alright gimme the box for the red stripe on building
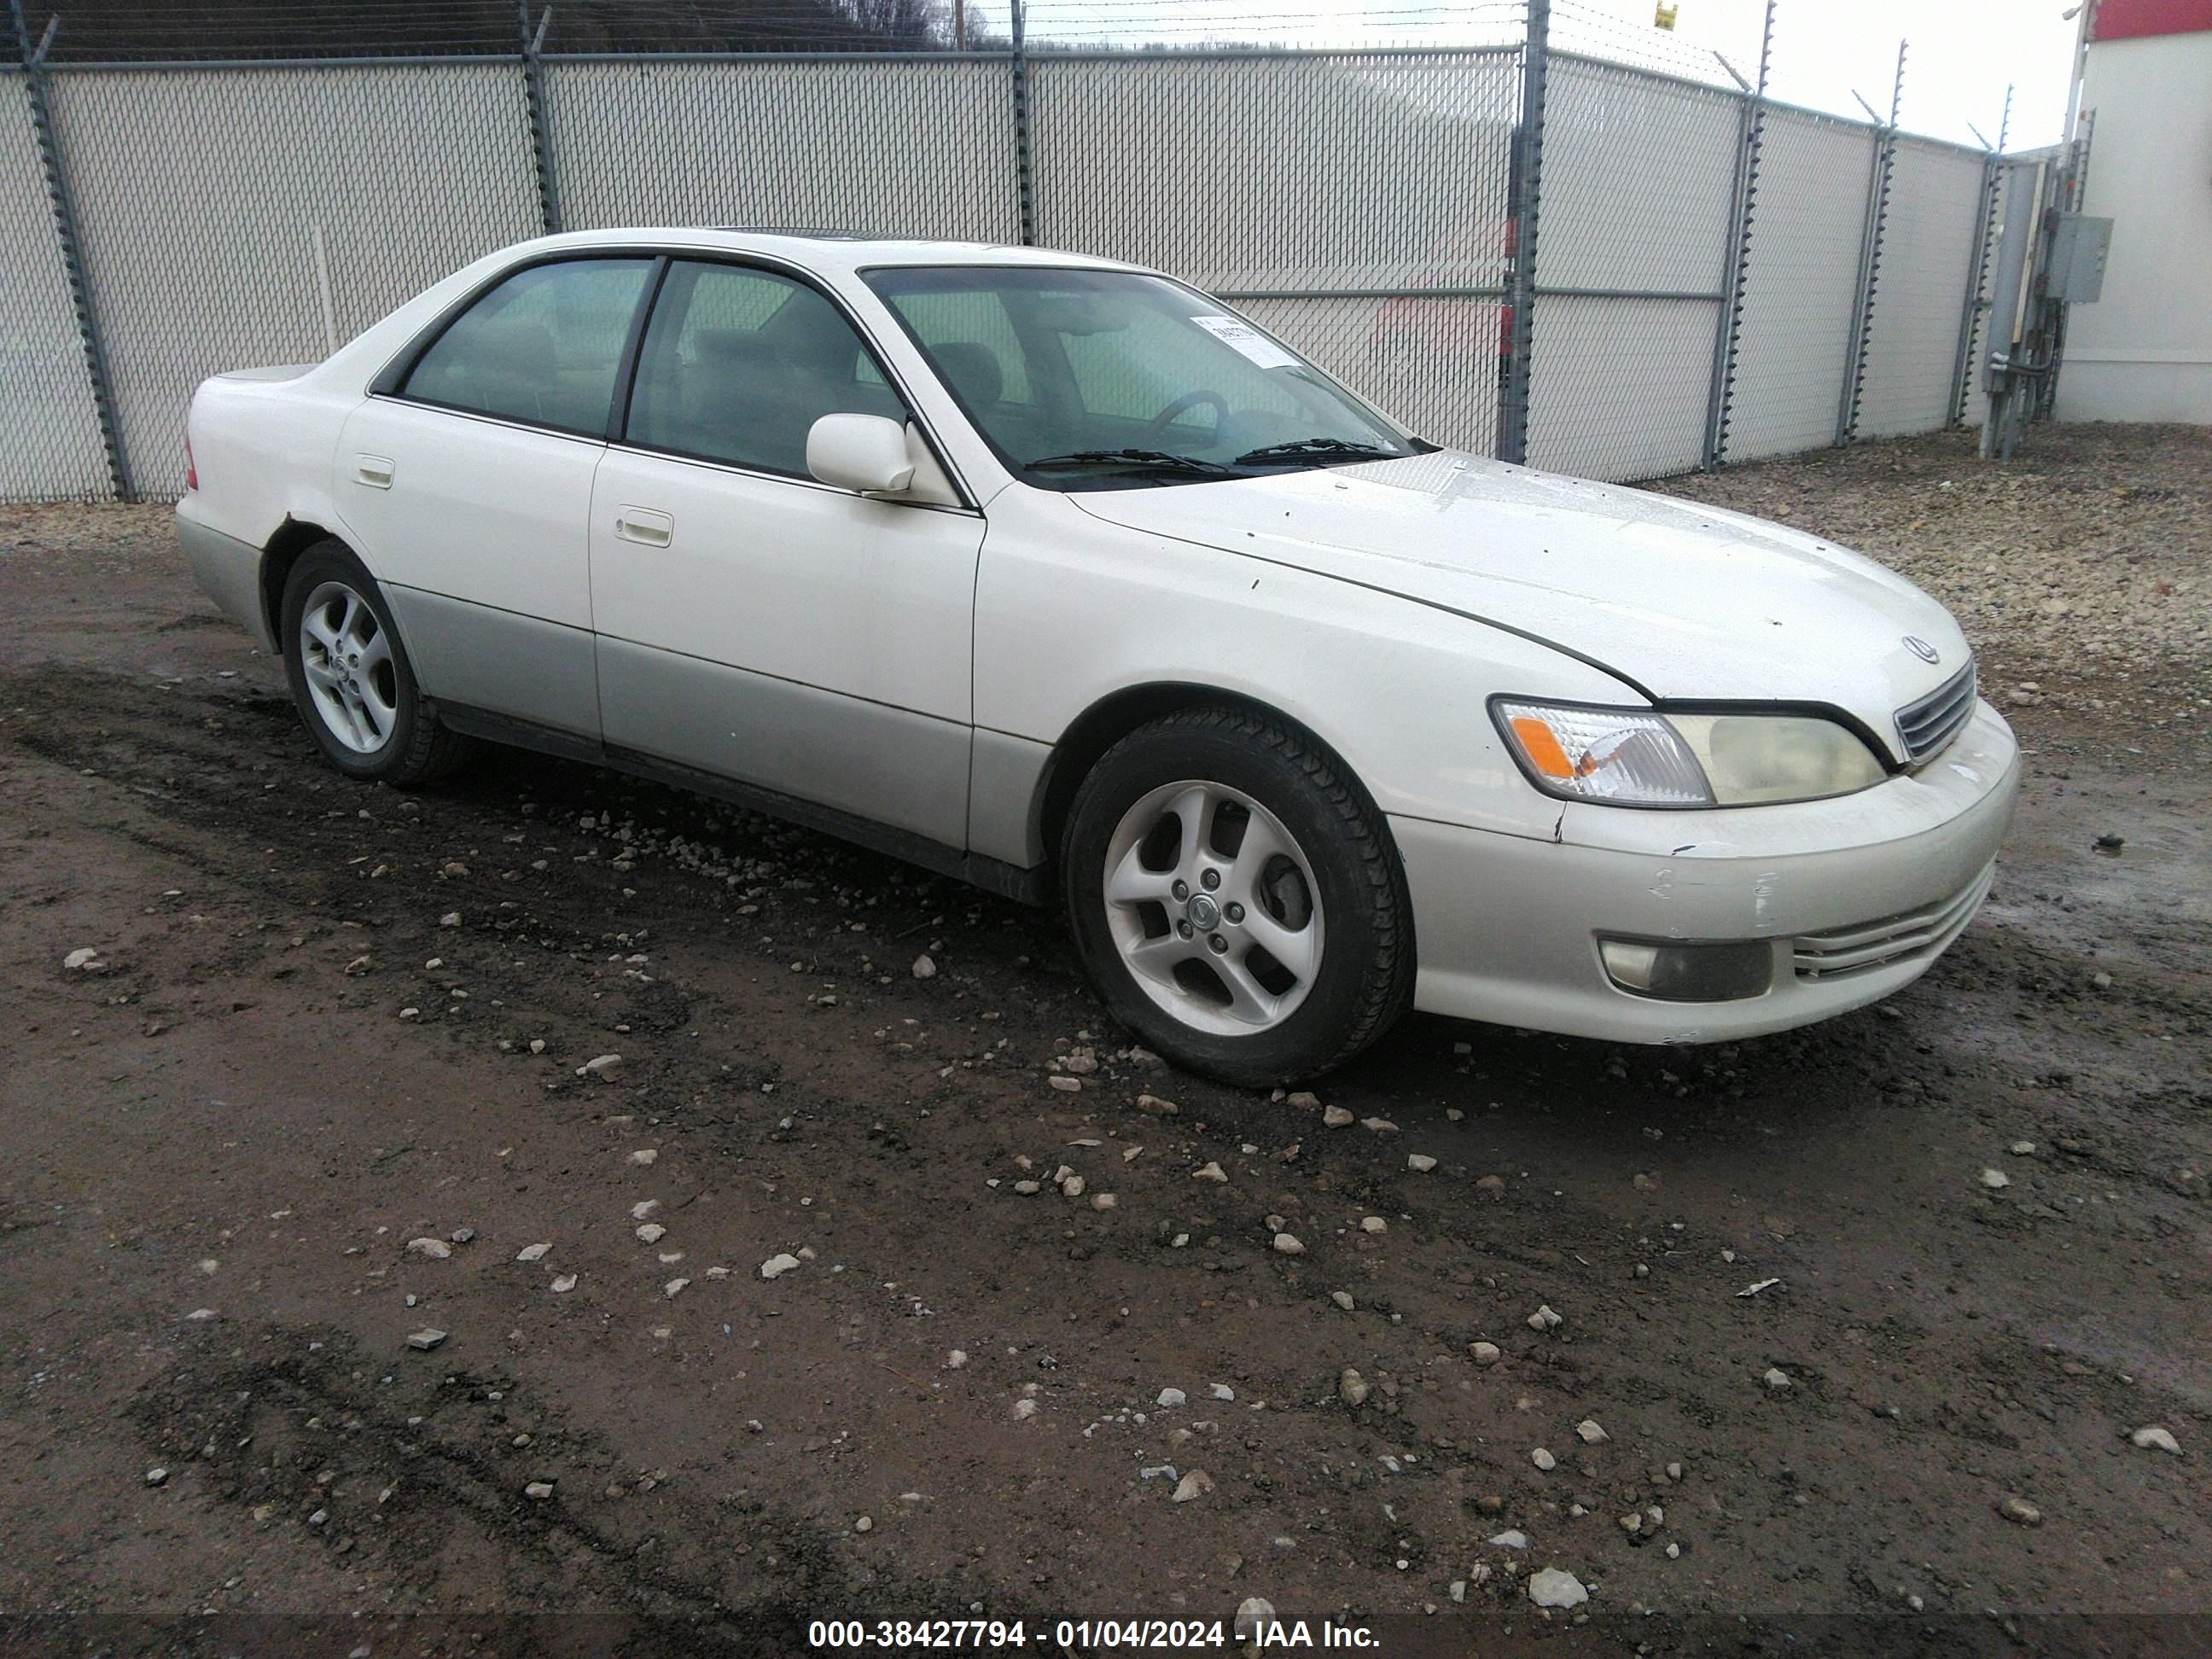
[2090,0,2212,41]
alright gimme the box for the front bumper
[1394,699,2020,1043]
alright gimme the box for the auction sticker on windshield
[1189,314,1301,369]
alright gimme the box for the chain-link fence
[0,3,2006,504]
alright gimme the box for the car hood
[1068,449,1970,760]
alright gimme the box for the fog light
[1598,937,1773,1002]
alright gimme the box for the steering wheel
[1141,391,1229,441]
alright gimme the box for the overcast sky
[1013,0,2082,150]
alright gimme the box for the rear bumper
[175,499,276,655]
[1394,699,2020,1043]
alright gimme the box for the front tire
[1062,706,1413,1086]
[279,539,470,785]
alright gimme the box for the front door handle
[352,454,394,489]
[613,506,673,548]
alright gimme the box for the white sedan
[177,229,2017,1084]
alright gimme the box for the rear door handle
[613,506,673,548]
[352,454,394,489]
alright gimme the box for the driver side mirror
[806,413,915,495]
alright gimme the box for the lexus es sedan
[177,230,2017,1085]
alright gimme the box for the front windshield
[862,265,1430,490]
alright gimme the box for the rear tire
[279,539,471,786]
[1062,706,1412,1086]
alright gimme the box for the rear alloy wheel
[280,539,471,786]
[1063,707,1412,1086]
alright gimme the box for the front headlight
[1493,700,1887,808]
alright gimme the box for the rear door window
[402,258,655,437]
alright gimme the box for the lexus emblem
[1903,636,1940,664]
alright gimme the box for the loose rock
[1528,1304,1563,1331]
[405,1328,447,1351]
[911,954,937,980]
[1577,1419,1609,1444]
[1531,1447,1557,1471]
[2130,1426,2181,1454]
[1470,1341,1502,1366]
[1170,1470,1214,1503]
[406,1237,451,1260]
[1272,1232,1305,1255]
[1998,1495,2043,1527]
[760,1253,802,1279]
[1157,1388,1187,1408]
[1980,1167,2011,1190]
[1528,1567,1587,1609]
[1406,1154,1438,1173]
[1338,1368,1371,1406]
[1330,1290,1355,1312]
[1193,1161,1228,1183]
[578,1053,625,1080]
[1763,1367,1792,1390]
[1322,1105,1355,1128]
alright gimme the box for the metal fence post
[1837,40,1906,445]
[518,3,560,234]
[1010,0,1035,246]
[1496,0,1548,467]
[1702,0,1772,469]
[10,0,127,499]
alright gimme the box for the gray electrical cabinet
[2045,214,2113,303]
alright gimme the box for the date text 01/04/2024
[806,1618,1383,1650]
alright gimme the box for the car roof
[518,225,1150,276]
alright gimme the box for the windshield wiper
[1234,437,1393,466]
[1026,449,1240,477]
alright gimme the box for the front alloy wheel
[297,579,399,754]
[1063,706,1413,1086]
[1101,780,1325,1036]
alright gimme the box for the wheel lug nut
[1208,934,1227,954]
[1200,869,1220,891]
[1172,880,1189,901]
[1225,902,1244,923]
[1177,920,1194,939]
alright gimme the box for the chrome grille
[1894,661,1977,764]
[1793,864,1994,981]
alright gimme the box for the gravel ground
[0,424,2206,1656]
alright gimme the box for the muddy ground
[1,426,2207,1656]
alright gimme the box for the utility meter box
[2046,214,2112,303]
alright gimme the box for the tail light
[184,434,198,492]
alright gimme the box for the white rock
[405,1328,446,1351]
[854,1515,873,1533]
[1528,1304,1563,1331]
[528,1039,546,1055]
[760,1253,802,1279]
[2011,1140,2036,1155]
[1576,1418,1609,1444]
[145,1466,168,1487]
[515,1242,551,1262]
[1470,1342,1502,1365]
[1171,1469,1214,1503]
[1487,1528,1528,1548]
[1272,1232,1305,1255]
[663,1278,690,1299]
[1339,1368,1370,1406]
[439,912,461,928]
[550,1274,577,1293]
[1764,1367,1792,1390]
[1011,1397,1039,1420]
[1359,1216,1387,1234]
[636,1223,666,1243]
[911,954,937,980]
[1137,1093,1179,1115]
[1330,1290,1355,1312]
[1360,1117,1399,1135]
[1322,1105,1355,1128]
[631,1200,661,1220]
[405,1237,451,1259]
[1192,1161,1228,1183]
[1233,1598,1275,1640]
[947,1350,969,1369]
[2131,1426,2181,1454]
[1528,1567,1587,1609]
[1091,1192,1119,1212]
[578,1053,625,1080]
[1531,1447,1556,1470]
[524,1481,555,1500]
[64,948,103,971]
[1061,1173,1086,1198]
[1049,1075,1082,1093]
[1979,1167,2010,1190]
[1157,1388,1187,1408]
[1209,1383,1235,1401]
[629,1148,657,1166]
